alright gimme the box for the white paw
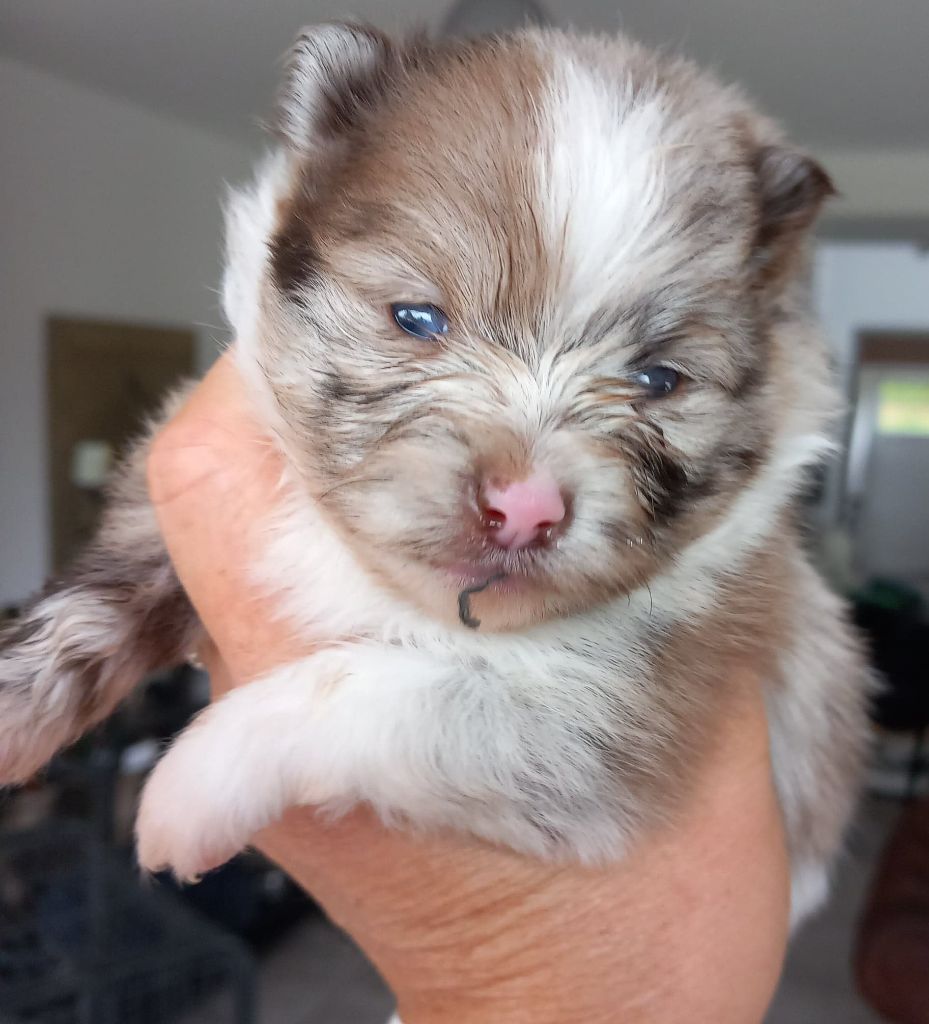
[135,719,266,881]
[133,660,356,880]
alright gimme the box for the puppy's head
[241,25,835,629]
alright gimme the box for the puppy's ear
[752,146,836,286]
[276,23,396,153]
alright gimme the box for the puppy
[0,25,869,925]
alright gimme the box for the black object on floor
[157,854,315,952]
[0,823,256,1023]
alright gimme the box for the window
[877,376,929,437]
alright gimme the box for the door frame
[840,330,929,546]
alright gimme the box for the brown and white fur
[0,25,869,926]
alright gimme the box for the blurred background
[1,1,928,1021]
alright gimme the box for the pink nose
[479,469,568,550]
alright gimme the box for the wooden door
[47,317,195,571]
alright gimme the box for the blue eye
[391,302,449,340]
[631,366,681,397]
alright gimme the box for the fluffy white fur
[0,27,868,936]
[139,115,851,928]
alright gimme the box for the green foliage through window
[877,377,929,436]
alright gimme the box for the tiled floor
[245,800,900,1024]
[767,798,900,1024]
[250,918,394,1024]
[183,915,394,1024]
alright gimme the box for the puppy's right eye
[390,303,449,340]
[629,365,681,398]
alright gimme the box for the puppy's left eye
[630,366,680,398]
[390,303,449,340]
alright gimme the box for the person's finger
[147,351,309,681]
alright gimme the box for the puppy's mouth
[437,550,557,626]
[422,544,564,628]
[439,551,552,590]
[443,561,511,587]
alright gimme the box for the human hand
[147,351,790,1024]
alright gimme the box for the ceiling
[1,0,927,151]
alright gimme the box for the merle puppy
[0,25,868,925]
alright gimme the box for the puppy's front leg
[135,645,441,879]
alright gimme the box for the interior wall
[814,240,929,374]
[812,240,929,530]
[0,57,254,606]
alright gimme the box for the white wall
[0,58,254,606]
[814,241,929,376]
[819,150,929,228]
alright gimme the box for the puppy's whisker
[316,475,390,503]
